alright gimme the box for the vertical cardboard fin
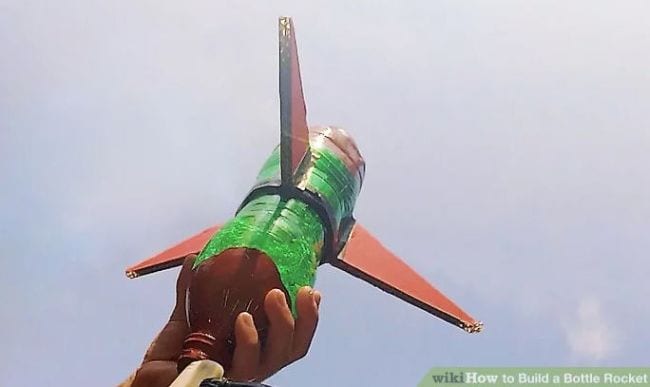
[279,16,310,185]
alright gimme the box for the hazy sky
[1,1,649,386]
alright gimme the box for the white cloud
[564,298,619,361]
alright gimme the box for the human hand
[122,255,321,387]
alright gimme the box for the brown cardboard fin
[333,223,482,333]
[279,16,310,185]
[125,225,221,278]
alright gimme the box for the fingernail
[274,289,287,307]
[314,291,321,307]
[305,286,314,295]
[239,312,254,327]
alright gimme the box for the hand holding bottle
[121,255,321,387]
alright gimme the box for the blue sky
[1,1,649,386]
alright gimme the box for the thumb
[142,255,196,363]
[170,254,197,322]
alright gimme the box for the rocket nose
[309,125,366,181]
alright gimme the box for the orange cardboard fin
[125,225,221,279]
[279,16,310,185]
[332,224,482,333]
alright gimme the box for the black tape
[236,182,338,264]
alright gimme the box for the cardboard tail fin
[125,225,221,278]
[332,223,482,333]
[279,16,311,186]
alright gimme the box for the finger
[228,312,261,381]
[259,289,295,378]
[131,360,178,387]
[170,254,197,321]
[290,287,320,362]
[143,255,195,363]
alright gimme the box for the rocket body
[179,127,365,369]
[193,126,365,310]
